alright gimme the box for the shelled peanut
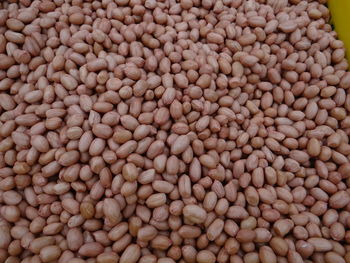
[1,0,350,262]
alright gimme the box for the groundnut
[273,219,294,237]
[78,242,104,257]
[325,251,346,263]
[207,218,224,241]
[196,250,216,263]
[259,246,277,263]
[269,237,288,256]
[0,0,349,261]
[103,198,121,225]
[146,193,166,208]
[236,229,256,243]
[0,226,11,249]
[67,228,83,251]
[39,245,61,262]
[329,191,350,209]
[29,237,56,254]
[96,252,120,263]
[171,135,190,155]
[137,225,157,242]
[182,204,207,224]
[119,244,141,263]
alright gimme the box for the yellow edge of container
[328,0,350,66]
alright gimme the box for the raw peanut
[279,20,298,33]
[182,204,207,224]
[0,0,349,260]
[0,226,11,249]
[122,163,139,182]
[120,244,141,263]
[178,225,201,238]
[80,202,95,219]
[137,225,157,242]
[324,251,346,263]
[207,32,224,44]
[196,250,216,263]
[307,238,333,252]
[259,246,277,263]
[287,250,304,263]
[273,219,294,237]
[206,218,224,241]
[307,138,321,157]
[236,229,256,243]
[224,238,240,255]
[67,228,83,251]
[199,154,217,169]
[146,193,166,208]
[103,198,121,225]
[108,223,129,241]
[39,245,61,262]
[96,252,120,263]
[150,235,171,250]
[330,222,345,241]
[29,237,56,254]
[0,94,16,110]
[269,237,288,256]
[171,135,190,155]
[329,191,350,209]
[78,242,104,257]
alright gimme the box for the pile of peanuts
[1,0,350,262]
